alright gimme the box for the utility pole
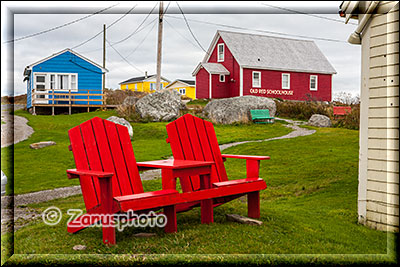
[102,24,106,92]
[156,1,164,91]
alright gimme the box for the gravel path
[1,117,315,233]
[1,104,33,148]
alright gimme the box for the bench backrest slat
[166,114,228,192]
[69,117,143,211]
[250,109,271,119]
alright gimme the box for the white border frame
[217,43,224,62]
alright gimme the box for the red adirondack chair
[66,117,215,245]
[166,114,269,219]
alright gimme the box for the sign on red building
[192,30,336,101]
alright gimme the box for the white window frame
[217,43,224,62]
[34,72,78,91]
[179,88,186,95]
[134,84,137,91]
[282,73,290,89]
[310,75,318,91]
[150,83,156,90]
[219,74,225,82]
[252,71,261,88]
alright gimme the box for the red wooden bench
[333,106,352,116]
[165,114,269,220]
[67,117,215,245]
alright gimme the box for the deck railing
[32,89,106,115]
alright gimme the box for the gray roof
[204,30,336,75]
[193,62,230,76]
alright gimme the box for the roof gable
[204,30,336,75]
[24,48,108,75]
[165,79,195,88]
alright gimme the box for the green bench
[250,109,275,124]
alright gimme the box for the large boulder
[308,114,332,127]
[135,89,184,122]
[203,96,276,124]
[106,116,134,139]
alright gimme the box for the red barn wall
[242,68,332,101]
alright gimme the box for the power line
[111,2,158,46]
[164,19,201,50]
[4,3,119,44]
[164,14,347,43]
[71,4,138,50]
[77,18,158,54]
[175,2,209,54]
[126,19,158,59]
[106,38,143,74]
[261,3,358,26]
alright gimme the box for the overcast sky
[1,1,361,98]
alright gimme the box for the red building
[193,30,336,101]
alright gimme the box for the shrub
[275,100,331,121]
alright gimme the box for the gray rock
[203,95,276,124]
[226,214,263,226]
[308,114,332,127]
[106,116,133,139]
[73,245,87,251]
[29,141,56,149]
[135,89,184,122]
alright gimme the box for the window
[160,83,163,90]
[217,43,224,62]
[150,83,156,90]
[282,73,290,89]
[70,74,77,90]
[179,88,186,95]
[310,75,318,91]
[252,71,261,87]
[126,84,129,90]
[50,74,56,89]
[58,75,70,90]
[134,84,137,91]
[219,75,225,82]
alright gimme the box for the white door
[34,74,48,104]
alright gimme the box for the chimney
[145,71,148,78]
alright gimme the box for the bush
[275,100,332,121]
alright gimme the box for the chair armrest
[221,154,270,160]
[66,169,114,179]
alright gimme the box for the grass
[2,110,291,195]
[3,125,396,265]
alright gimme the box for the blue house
[23,48,108,112]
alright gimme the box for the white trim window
[34,74,46,99]
[282,73,290,89]
[179,88,186,95]
[310,75,318,91]
[219,74,225,82]
[217,43,224,62]
[252,71,261,88]
[34,72,78,91]
[134,84,137,91]
[150,83,156,90]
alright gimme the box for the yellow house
[165,79,196,99]
[119,73,170,93]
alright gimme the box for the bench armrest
[66,169,114,179]
[221,154,270,160]
[221,154,270,179]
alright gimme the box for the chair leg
[201,199,214,224]
[248,191,260,218]
[164,205,177,233]
[98,177,116,245]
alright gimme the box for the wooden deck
[31,89,116,115]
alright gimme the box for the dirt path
[1,105,33,148]
[1,117,315,233]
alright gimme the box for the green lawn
[3,123,395,264]
[2,110,291,195]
